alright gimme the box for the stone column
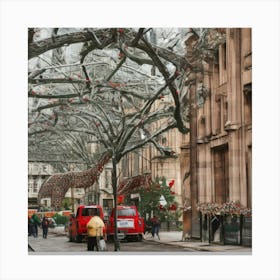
[189,78,200,238]
[226,28,242,128]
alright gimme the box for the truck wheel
[75,235,82,243]
[107,235,113,242]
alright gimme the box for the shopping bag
[98,238,107,251]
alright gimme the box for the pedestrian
[150,215,160,240]
[28,217,33,236]
[28,216,37,237]
[31,213,41,238]
[41,216,49,238]
[86,211,105,251]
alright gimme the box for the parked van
[68,205,104,242]
[107,205,144,241]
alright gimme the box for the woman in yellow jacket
[86,215,105,251]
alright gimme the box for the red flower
[171,191,175,195]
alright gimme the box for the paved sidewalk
[144,231,252,253]
[39,227,251,253]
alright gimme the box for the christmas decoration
[38,151,112,208]
[117,195,125,204]
[197,201,252,217]
[168,179,175,188]
[118,173,152,196]
[139,177,180,223]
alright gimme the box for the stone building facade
[184,28,252,241]
[119,97,185,212]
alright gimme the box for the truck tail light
[138,220,142,226]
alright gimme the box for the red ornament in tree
[117,195,125,204]
[168,179,175,188]
[83,96,89,102]
[86,78,90,83]
[171,191,175,195]
[68,98,74,103]
[118,28,124,34]
[68,77,72,81]
[118,52,124,59]
[175,90,179,95]
[31,91,36,95]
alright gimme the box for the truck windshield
[82,208,100,217]
[117,208,136,216]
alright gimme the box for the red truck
[107,205,144,242]
[68,205,105,242]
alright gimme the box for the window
[218,43,227,85]
[82,207,101,217]
[244,83,252,125]
[33,177,38,193]
[105,169,111,188]
[213,144,229,204]
[117,208,136,217]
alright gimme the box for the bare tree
[28,27,225,251]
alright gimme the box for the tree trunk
[112,156,120,251]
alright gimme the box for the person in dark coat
[31,213,41,237]
[150,215,160,240]
[41,216,49,239]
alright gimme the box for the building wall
[119,125,184,208]
[189,28,252,213]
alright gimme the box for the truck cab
[107,205,144,242]
[68,205,104,242]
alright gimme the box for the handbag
[98,238,107,251]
